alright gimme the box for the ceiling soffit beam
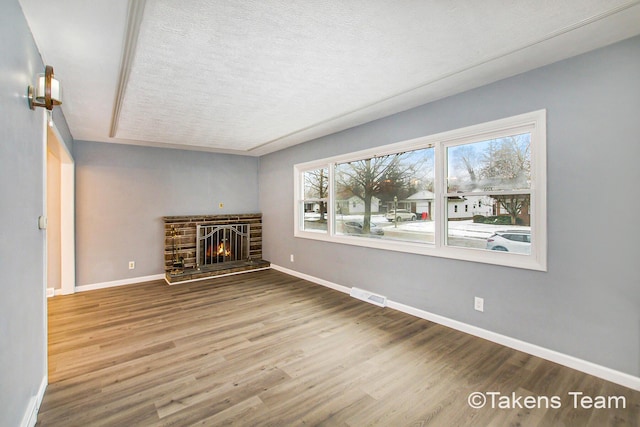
[110,0,147,138]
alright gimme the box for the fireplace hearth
[163,213,269,284]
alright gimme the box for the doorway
[46,120,75,296]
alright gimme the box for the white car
[486,230,531,254]
[386,209,416,222]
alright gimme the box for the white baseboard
[47,288,72,297]
[76,274,165,293]
[21,376,47,427]
[272,265,351,294]
[271,264,640,392]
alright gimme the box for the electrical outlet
[474,297,484,312]
[290,254,294,263]
[129,261,135,270]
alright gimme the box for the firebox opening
[206,242,231,258]
[197,224,250,270]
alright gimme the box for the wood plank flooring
[38,269,639,426]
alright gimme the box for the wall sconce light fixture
[28,65,62,110]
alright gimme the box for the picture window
[294,110,546,270]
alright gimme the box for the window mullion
[328,163,335,236]
[445,190,532,197]
[434,141,445,249]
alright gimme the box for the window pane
[304,168,328,199]
[301,168,328,233]
[447,133,531,192]
[446,194,531,254]
[301,201,328,232]
[334,147,435,243]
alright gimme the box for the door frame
[45,114,75,295]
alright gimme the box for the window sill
[294,229,546,271]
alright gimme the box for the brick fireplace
[163,213,269,284]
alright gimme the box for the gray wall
[259,36,640,377]
[75,141,259,286]
[0,0,71,424]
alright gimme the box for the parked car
[342,220,384,236]
[486,230,531,254]
[386,209,417,222]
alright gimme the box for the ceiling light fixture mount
[28,65,62,110]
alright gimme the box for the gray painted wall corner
[74,141,260,286]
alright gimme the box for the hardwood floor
[38,269,638,426]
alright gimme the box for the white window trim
[294,110,547,271]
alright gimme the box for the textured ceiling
[20,0,640,156]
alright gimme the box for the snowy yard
[305,213,530,249]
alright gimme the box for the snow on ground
[402,219,529,239]
[333,214,530,240]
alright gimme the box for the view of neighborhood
[301,133,532,254]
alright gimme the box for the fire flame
[217,243,231,256]
[206,242,231,258]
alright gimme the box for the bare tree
[481,135,531,225]
[483,135,530,188]
[336,153,415,233]
[304,168,328,221]
[451,144,481,190]
[492,194,530,225]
